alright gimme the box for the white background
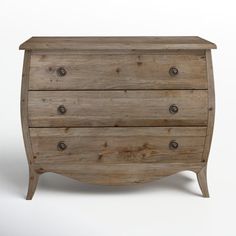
[0,0,235,235]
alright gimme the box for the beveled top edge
[19,36,217,50]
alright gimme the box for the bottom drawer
[30,127,206,164]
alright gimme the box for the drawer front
[30,127,207,164]
[29,53,207,90]
[28,90,208,127]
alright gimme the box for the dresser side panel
[202,50,215,162]
[21,51,34,165]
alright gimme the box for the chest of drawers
[20,37,216,199]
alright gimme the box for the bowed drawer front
[28,90,208,127]
[30,127,207,164]
[20,37,216,199]
[29,53,207,90]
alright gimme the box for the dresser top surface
[20,36,216,50]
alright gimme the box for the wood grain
[28,90,208,127]
[20,50,40,200]
[202,50,215,162]
[29,53,207,90]
[32,162,205,185]
[26,168,39,200]
[19,37,216,198]
[21,51,33,164]
[30,127,207,164]
[196,166,209,197]
[19,36,216,50]
[31,49,206,55]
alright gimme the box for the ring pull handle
[169,67,178,76]
[169,140,178,150]
[57,67,67,77]
[169,104,178,114]
[57,141,67,151]
[57,105,67,114]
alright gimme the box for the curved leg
[26,168,39,200]
[196,166,209,198]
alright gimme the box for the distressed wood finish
[202,50,215,162]
[28,90,208,127]
[195,50,215,198]
[29,53,207,90]
[33,162,205,185]
[19,36,216,50]
[21,51,32,165]
[20,37,216,199]
[20,51,41,200]
[30,127,207,164]
[197,166,209,197]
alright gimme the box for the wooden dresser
[20,37,216,199]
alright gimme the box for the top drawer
[29,52,207,90]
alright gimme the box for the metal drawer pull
[57,141,67,151]
[169,140,178,150]
[57,105,67,114]
[169,104,178,114]
[56,67,67,77]
[169,67,178,76]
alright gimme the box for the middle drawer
[28,90,207,127]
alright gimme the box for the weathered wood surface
[29,53,207,90]
[26,168,39,200]
[31,49,206,55]
[21,51,41,200]
[21,51,32,165]
[30,127,207,164]
[19,37,216,199]
[28,90,208,127]
[32,162,205,185]
[19,36,216,50]
[197,166,209,197]
[202,50,215,162]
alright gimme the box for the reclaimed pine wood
[202,50,215,162]
[20,51,41,200]
[32,162,205,185]
[30,127,207,164]
[197,166,209,197]
[195,50,215,197]
[31,49,206,55]
[20,37,216,199]
[28,90,208,127]
[19,36,216,50]
[29,53,207,90]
